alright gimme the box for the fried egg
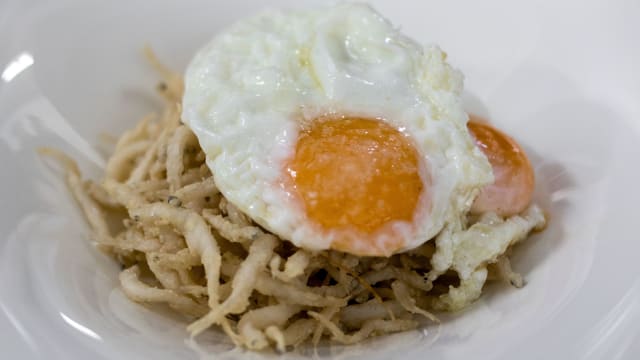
[182,3,493,256]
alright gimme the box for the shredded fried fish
[41,50,546,351]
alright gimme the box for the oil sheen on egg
[182,3,493,256]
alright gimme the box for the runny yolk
[287,117,425,255]
[467,116,535,217]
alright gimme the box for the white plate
[1,0,639,359]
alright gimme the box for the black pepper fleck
[167,195,182,207]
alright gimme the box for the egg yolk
[468,116,534,216]
[287,117,425,255]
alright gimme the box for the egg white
[182,3,493,254]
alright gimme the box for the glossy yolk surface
[468,116,534,216]
[287,117,425,254]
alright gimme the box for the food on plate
[45,3,546,351]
